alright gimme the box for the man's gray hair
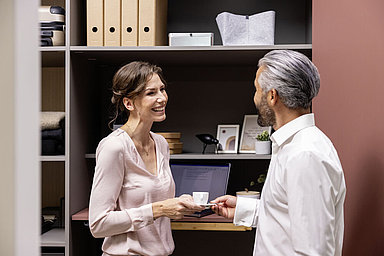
[258,50,320,109]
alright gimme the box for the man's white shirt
[234,113,346,256]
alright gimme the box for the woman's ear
[123,97,134,111]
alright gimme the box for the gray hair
[258,50,320,109]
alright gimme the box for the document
[104,0,121,46]
[138,0,168,46]
[122,0,139,46]
[87,0,104,46]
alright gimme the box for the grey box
[169,33,214,46]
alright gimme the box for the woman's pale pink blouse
[89,129,175,256]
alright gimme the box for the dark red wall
[313,0,384,255]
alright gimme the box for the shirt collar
[270,113,315,148]
[150,131,165,166]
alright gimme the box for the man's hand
[211,195,237,219]
[152,194,205,220]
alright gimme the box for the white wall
[0,0,40,255]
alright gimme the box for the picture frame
[239,115,272,153]
[216,124,240,153]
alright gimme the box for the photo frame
[239,115,272,153]
[216,124,240,153]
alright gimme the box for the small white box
[168,33,214,46]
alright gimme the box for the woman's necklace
[140,143,151,156]
[121,123,152,157]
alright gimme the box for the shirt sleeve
[285,151,338,256]
[234,197,259,227]
[89,138,154,238]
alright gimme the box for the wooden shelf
[85,153,271,160]
[41,228,65,247]
[171,222,251,231]
[72,208,250,231]
[71,208,89,221]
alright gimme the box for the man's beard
[257,94,276,127]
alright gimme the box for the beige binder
[121,0,139,46]
[86,0,104,46]
[104,0,121,46]
[138,0,168,46]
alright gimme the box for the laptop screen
[170,163,231,202]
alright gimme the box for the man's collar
[270,113,315,147]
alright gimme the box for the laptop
[170,163,231,217]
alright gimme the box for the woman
[89,61,203,256]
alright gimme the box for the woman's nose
[157,93,167,102]
[156,96,166,103]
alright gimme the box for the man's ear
[123,97,134,111]
[268,89,278,106]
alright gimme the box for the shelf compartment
[41,67,65,112]
[42,162,65,209]
[41,51,65,67]
[70,44,312,66]
[70,0,312,46]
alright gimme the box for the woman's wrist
[152,201,163,219]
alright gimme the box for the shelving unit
[39,0,68,255]
[37,0,312,255]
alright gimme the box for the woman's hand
[152,194,205,220]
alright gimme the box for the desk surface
[72,207,232,222]
[72,208,251,231]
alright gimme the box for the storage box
[169,33,214,46]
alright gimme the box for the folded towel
[41,111,65,130]
[42,128,63,141]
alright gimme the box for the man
[212,50,346,256]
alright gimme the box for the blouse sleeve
[89,137,154,238]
